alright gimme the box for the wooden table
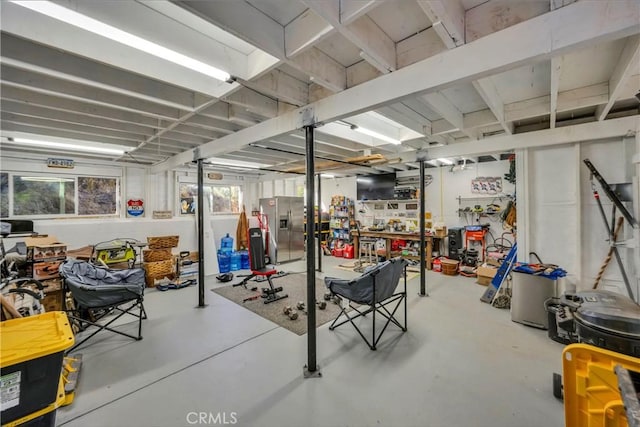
[353,230,435,269]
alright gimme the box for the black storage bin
[559,290,640,357]
[544,298,574,345]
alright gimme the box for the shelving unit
[329,196,355,249]
[457,195,511,219]
[304,206,330,244]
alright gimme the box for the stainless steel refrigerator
[259,197,305,264]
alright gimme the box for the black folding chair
[324,257,408,350]
[233,228,287,304]
[59,259,147,353]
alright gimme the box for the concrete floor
[56,255,566,427]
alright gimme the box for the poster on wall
[127,199,144,217]
[471,177,502,194]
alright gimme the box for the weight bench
[233,228,287,304]
[324,257,408,350]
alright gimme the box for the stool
[359,239,377,266]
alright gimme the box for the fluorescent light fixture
[426,160,440,166]
[206,159,265,169]
[350,125,401,145]
[437,158,454,165]
[11,0,231,82]
[357,177,373,184]
[320,174,334,178]
[7,138,126,155]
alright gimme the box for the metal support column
[419,160,428,296]
[317,174,322,273]
[304,125,321,377]
[197,158,205,307]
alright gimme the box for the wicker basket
[147,235,179,249]
[143,249,173,263]
[441,259,459,276]
[143,259,174,278]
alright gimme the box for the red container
[334,248,344,257]
[343,245,354,259]
[433,257,442,273]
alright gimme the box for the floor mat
[212,273,345,336]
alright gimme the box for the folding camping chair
[233,228,287,304]
[59,259,147,353]
[324,257,408,350]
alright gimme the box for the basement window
[179,183,242,215]
[2,173,119,218]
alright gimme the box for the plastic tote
[0,312,74,425]
[562,343,640,427]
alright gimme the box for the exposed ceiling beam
[472,79,513,134]
[417,0,465,47]
[595,34,640,121]
[0,85,167,128]
[284,8,333,57]
[0,100,156,136]
[1,1,237,98]
[178,0,346,92]
[223,87,278,119]
[506,82,609,122]
[235,69,309,106]
[0,34,206,110]
[421,93,479,140]
[152,0,640,172]
[428,115,638,159]
[304,0,396,73]
[1,67,184,119]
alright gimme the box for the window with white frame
[178,183,242,215]
[0,172,119,217]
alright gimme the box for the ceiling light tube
[7,138,126,155]
[11,0,231,82]
[437,158,454,165]
[350,125,401,145]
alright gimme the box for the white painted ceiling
[1,0,638,178]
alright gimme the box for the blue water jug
[230,251,241,271]
[240,251,250,270]
[220,233,233,253]
[217,250,231,273]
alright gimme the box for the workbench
[353,230,435,269]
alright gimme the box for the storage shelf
[457,195,509,201]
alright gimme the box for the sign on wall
[127,199,144,217]
[47,158,74,168]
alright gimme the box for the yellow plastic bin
[562,343,640,427]
[1,312,74,425]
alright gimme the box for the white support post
[515,149,529,262]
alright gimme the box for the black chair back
[248,228,266,271]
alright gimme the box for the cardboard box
[434,226,447,238]
[25,236,67,262]
[476,265,498,286]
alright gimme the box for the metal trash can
[511,271,559,329]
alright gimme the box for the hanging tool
[584,159,638,301]
[593,216,624,289]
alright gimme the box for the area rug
[337,261,421,281]
[212,273,346,336]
